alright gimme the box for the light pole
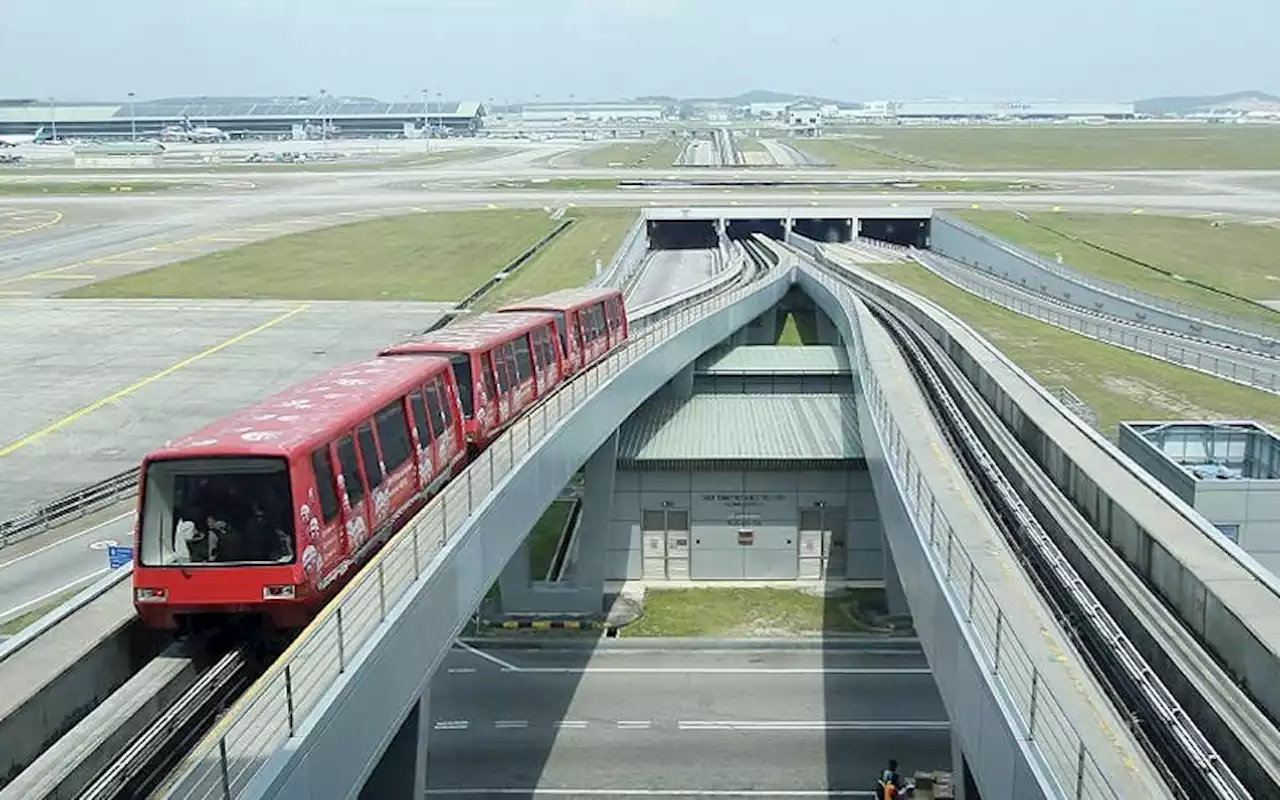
[319,89,329,149]
[49,97,57,142]
[435,92,442,139]
[427,87,437,149]
[128,91,136,141]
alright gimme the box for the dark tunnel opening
[647,219,719,250]
[792,218,853,243]
[858,217,930,248]
[725,218,786,240]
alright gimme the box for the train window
[435,377,454,426]
[409,391,432,446]
[311,448,340,523]
[337,436,366,507]
[529,330,545,370]
[553,312,570,354]
[356,424,385,490]
[375,402,412,472]
[503,342,519,386]
[449,354,473,417]
[513,337,533,382]
[425,383,447,435]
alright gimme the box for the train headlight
[135,588,168,603]
[263,585,297,600]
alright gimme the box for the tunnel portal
[859,217,930,248]
[647,219,719,250]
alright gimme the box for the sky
[1,0,1276,104]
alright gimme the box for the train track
[800,246,1259,799]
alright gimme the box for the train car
[497,288,629,377]
[132,356,467,630]
[379,312,563,451]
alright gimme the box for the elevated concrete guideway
[150,237,1150,800]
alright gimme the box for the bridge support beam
[952,731,983,800]
[883,540,909,615]
[358,694,428,800]
[664,362,695,399]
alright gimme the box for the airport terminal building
[0,96,486,140]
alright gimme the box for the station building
[519,102,666,123]
[0,96,486,140]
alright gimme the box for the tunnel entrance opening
[859,217,930,248]
[792,218,853,243]
[647,219,719,250]
[725,218,786,240]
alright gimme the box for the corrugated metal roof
[696,346,850,375]
[620,394,862,461]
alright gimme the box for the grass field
[797,125,1280,170]
[527,501,575,581]
[66,209,571,302]
[0,590,80,635]
[776,310,819,345]
[479,208,637,307]
[577,140,683,169]
[622,587,886,637]
[955,210,1280,325]
[0,181,178,195]
[860,261,1280,436]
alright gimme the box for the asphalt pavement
[426,642,948,797]
[627,248,719,308]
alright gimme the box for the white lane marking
[555,720,588,729]
[494,719,528,729]
[424,790,874,797]
[512,667,931,675]
[677,720,950,731]
[454,640,520,671]
[0,568,110,622]
[0,512,132,571]
[434,720,469,730]
[617,720,651,729]
[447,667,476,674]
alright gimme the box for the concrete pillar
[572,431,618,612]
[882,539,909,615]
[846,219,855,243]
[815,308,841,346]
[359,693,428,800]
[753,308,778,344]
[497,538,534,612]
[950,729,982,800]
[665,362,695,398]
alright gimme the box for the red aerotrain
[132,288,627,629]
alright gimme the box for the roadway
[626,248,720,308]
[427,641,948,796]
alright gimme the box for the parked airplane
[0,127,48,147]
[161,116,229,142]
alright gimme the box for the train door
[552,311,580,374]
[307,444,347,575]
[478,350,499,439]
[335,432,373,560]
[406,389,438,485]
[354,422,391,539]
[605,297,625,347]
[423,380,454,472]
[372,400,417,515]
[583,303,605,364]
[490,344,512,425]
[563,311,584,373]
[531,325,556,394]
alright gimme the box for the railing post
[219,738,233,800]
[336,607,347,673]
[1028,670,1040,737]
[412,523,421,576]
[966,561,976,619]
[1075,740,1087,799]
[285,663,296,735]
[992,610,1003,673]
[378,563,387,620]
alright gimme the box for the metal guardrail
[801,259,1121,800]
[910,249,1280,395]
[934,213,1280,343]
[0,469,137,550]
[161,253,788,800]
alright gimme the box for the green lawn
[622,587,887,637]
[479,208,638,308]
[65,209,564,302]
[527,500,576,581]
[0,589,81,635]
[796,125,1280,170]
[955,210,1280,325]
[0,181,179,195]
[776,310,819,345]
[577,140,683,169]
[861,261,1280,436]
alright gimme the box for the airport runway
[428,642,948,796]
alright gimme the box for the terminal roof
[696,345,850,375]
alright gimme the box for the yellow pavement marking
[24,272,96,280]
[0,210,63,241]
[0,305,311,458]
[0,290,33,296]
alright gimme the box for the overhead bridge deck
[140,233,1143,800]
